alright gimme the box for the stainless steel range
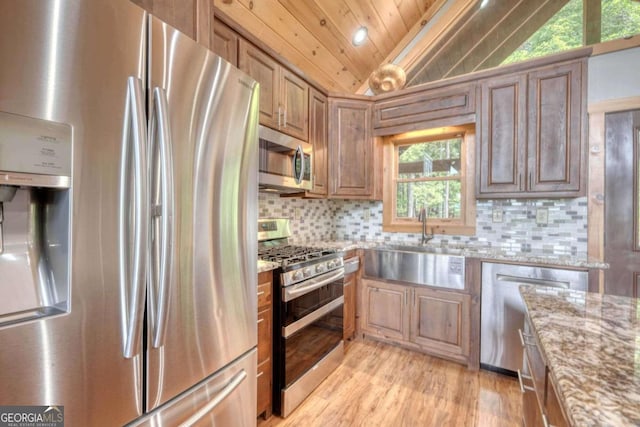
[258,218,345,417]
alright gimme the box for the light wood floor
[259,339,522,427]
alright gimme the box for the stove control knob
[292,271,303,281]
[303,267,312,277]
[327,260,336,269]
[315,264,326,273]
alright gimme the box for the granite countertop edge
[520,285,640,427]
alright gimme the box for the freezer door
[0,0,147,425]
[129,349,256,427]
[146,17,259,410]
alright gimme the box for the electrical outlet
[294,208,302,220]
[363,208,371,221]
[492,208,503,223]
[536,208,548,225]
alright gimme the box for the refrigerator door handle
[119,76,149,359]
[149,86,174,349]
[177,369,248,427]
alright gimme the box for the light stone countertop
[520,285,640,427]
[257,260,279,273]
[299,240,608,269]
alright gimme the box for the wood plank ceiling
[214,0,577,94]
[214,0,443,93]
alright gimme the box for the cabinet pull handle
[257,290,265,296]
[257,318,265,324]
[257,371,264,378]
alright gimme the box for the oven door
[281,268,344,388]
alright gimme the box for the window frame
[382,125,476,236]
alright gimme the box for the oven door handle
[283,296,344,338]
[283,268,345,302]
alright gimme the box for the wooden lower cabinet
[361,278,471,364]
[343,273,356,341]
[257,271,273,419]
[521,316,569,427]
[411,288,470,362]
[362,279,410,341]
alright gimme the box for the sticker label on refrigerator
[0,111,71,177]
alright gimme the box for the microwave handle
[293,145,305,184]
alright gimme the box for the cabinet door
[362,279,409,341]
[238,39,279,129]
[308,88,328,195]
[211,20,238,66]
[329,99,374,198]
[477,74,527,196]
[281,68,309,141]
[343,272,356,341]
[410,288,469,358]
[131,0,196,39]
[527,61,583,195]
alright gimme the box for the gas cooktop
[258,245,337,267]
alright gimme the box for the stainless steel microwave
[258,125,312,193]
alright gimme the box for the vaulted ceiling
[213,0,578,94]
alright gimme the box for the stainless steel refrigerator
[0,1,259,425]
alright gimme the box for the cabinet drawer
[257,308,271,364]
[373,83,475,132]
[257,360,272,416]
[257,282,272,310]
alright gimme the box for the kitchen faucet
[417,207,434,244]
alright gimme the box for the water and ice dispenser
[0,111,71,326]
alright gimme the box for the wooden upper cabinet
[211,20,238,66]
[238,39,280,130]
[373,83,476,136]
[477,58,585,198]
[131,0,212,47]
[238,39,308,141]
[527,61,583,194]
[280,69,309,141]
[308,88,328,196]
[477,74,527,195]
[329,98,375,199]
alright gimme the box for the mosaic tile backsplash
[258,193,588,256]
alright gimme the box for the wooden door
[211,20,238,66]
[604,110,640,296]
[308,88,328,195]
[343,272,356,341]
[410,287,469,359]
[477,74,527,197]
[329,99,374,198]
[361,279,409,341]
[527,61,584,195]
[238,39,279,129]
[280,68,308,141]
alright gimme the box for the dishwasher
[480,262,588,375]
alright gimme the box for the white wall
[588,47,640,103]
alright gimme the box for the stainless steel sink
[364,246,465,290]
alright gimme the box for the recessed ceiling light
[352,26,368,46]
[480,0,490,8]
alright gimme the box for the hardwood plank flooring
[259,339,521,427]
